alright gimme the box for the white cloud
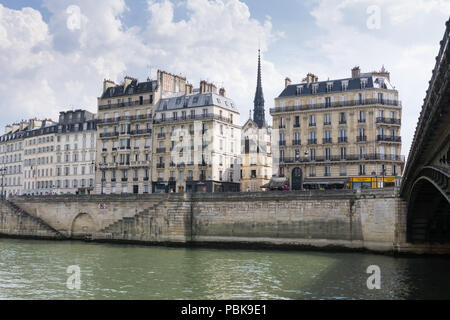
[0,0,282,131]
[300,0,449,157]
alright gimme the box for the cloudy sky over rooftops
[0,0,448,156]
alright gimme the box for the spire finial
[253,48,265,128]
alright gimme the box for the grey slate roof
[156,92,238,113]
[278,75,394,98]
[101,79,157,99]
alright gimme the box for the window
[359,164,366,175]
[358,110,366,122]
[326,83,333,92]
[324,166,331,176]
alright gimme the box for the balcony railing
[271,98,402,114]
[376,117,401,125]
[279,140,286,146]
[99,99,153,111]
[157,163,165,169]
[323,138,332,144]
[130,129,152,136]
[292,140,301,146]
[154,113,233,125]
[99,132,119,139]
[97,113,153,124]
[157,133,166,139]
[377,135,401,142]
[338,137,348,143]
[307,139,317,145]
[277,153,405,164]
[357,135,367,142]
[156,148,166,153]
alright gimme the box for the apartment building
[22,120,58,195]
[0,122,28,198]
[54,110,97,195]
[153,86,241,193]
[270,66,405,190]
[240,50,272,192]
[94,70,190,194]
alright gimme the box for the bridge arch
[71,213,97,238]
[407,167,450,243]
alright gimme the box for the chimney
[352,66,361,78]
[124,76,135,89]
[304,73,317,84]
[285,77,291,88]
[219,87,226,97]
[103,79,116,93]
[185,83,193,95]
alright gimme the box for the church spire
[253,49,265,128]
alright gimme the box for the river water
[0,238,449,300]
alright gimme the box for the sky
[0,0,449,158]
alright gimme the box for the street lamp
[0,167,6,200]
[93,160,104,195]
[302,150,308,191]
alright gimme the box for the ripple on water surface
[0,239,450,299]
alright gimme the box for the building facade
[1,110,97,197]
[94,71,190,195]
[54,110,97,195]
[0,122,28,198]
[240,50,272,192]
[270,66,405,190]
[153,88,241,193]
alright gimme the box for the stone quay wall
[0,188,411,253]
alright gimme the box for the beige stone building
[54,110,97,195]
[0,122,27,198]
[270,66,405,190]
[22,120,58,195]
[153,85,241,193]
[241,119,272,191]
[94,70,190,194]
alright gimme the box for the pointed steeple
[253,49,265,128]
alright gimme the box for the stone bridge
[400,18,450,244]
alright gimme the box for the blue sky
[0,0,449,158]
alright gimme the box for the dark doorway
[292,167,303,190]
[133,185,139,194]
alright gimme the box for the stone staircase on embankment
[0,199,66,239]
[97,196,191,242]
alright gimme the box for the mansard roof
[101,79,157,99]
[156,92,238,113]
[278,74,395,98]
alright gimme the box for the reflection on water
[0,238,449,300]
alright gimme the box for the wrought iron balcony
[357,135,367,142]
[323,138,332,144]
[307,139,317,145]
[376,117,401,125]
[377,135,401,142]
[270,98,402,114]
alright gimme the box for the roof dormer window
[312,84,319,94]
[296,85,303,95]
[341,81,349,91]
[326,82,333,92]
[360,78,368,89]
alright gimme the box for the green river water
[0,238,449,300]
